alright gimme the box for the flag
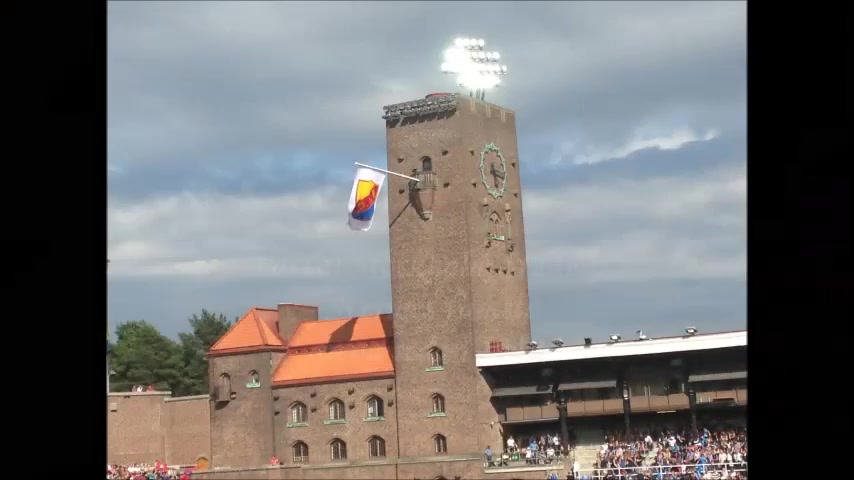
[347,166,386,231]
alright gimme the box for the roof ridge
[209,309,253,351]
[255,307,278,312]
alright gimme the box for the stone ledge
[164,394,210,403]
[108,391,172,397]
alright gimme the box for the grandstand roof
[476,330,746,368]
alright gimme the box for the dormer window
[246,370,261,388]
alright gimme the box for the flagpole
[354,162,420,182]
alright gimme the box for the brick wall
[164,395,211,465]
[107,391,210,466]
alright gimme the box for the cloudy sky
[108,1,746,344]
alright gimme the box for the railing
[575,462,747,479]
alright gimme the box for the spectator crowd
[107,463,194,480]
[589,424,747,480]
[487,431,571,467]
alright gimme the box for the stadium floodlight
[552,338,565,347]
[637,330,649,341]
[527,340,539,349]
[441,36,507,101]
[609,334,621,342]
[685,327,698,335]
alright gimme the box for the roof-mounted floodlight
[609,334,621,343]
[527,340,539,349]
[552,339,564,347]
[637,330,649,341]
[441,36,508,101]
[685,327,698,335]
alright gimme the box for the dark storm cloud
[109,1,745,198]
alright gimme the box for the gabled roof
[288,313,392,347]
[272,345,395,386]
[208,308,286,355]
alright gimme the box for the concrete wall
[107,391,210,466]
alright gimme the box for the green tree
[110,320,183,393]
[177,310,233,395]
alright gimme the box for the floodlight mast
[441,37,507,101]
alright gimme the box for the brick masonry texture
[107,392,210,466]
[107,97,541,478]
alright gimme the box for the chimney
[277,303,319,344]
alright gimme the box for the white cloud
[525,165,745,285]
[552,127,721,165]
[109,163,744,288]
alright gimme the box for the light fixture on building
[609,334,621,343]
[527,340,539,349]
[382,94,459,121]
[637,330,649,341]
[442,37,508,101]
[685,327,698,336]
[584,338,592,346]
[552,338,564,347]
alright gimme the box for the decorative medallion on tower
[480,143,507,199]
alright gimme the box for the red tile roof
[272,345,395,386]
[208,308,285,354]
[288,314,392,348]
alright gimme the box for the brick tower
[384,94,532,459]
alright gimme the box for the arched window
[328,398,346,421]
[330,439,347,460]
[421,157,433,172]
[430,348,443,368]
[247,370,261,388]
[432,394,445,414]
[217,373,232,401]
[290,402,307,424]
[366,396,384,418]
[292,441,309,463]
[368,436,386,458]
[434,434,447,454]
